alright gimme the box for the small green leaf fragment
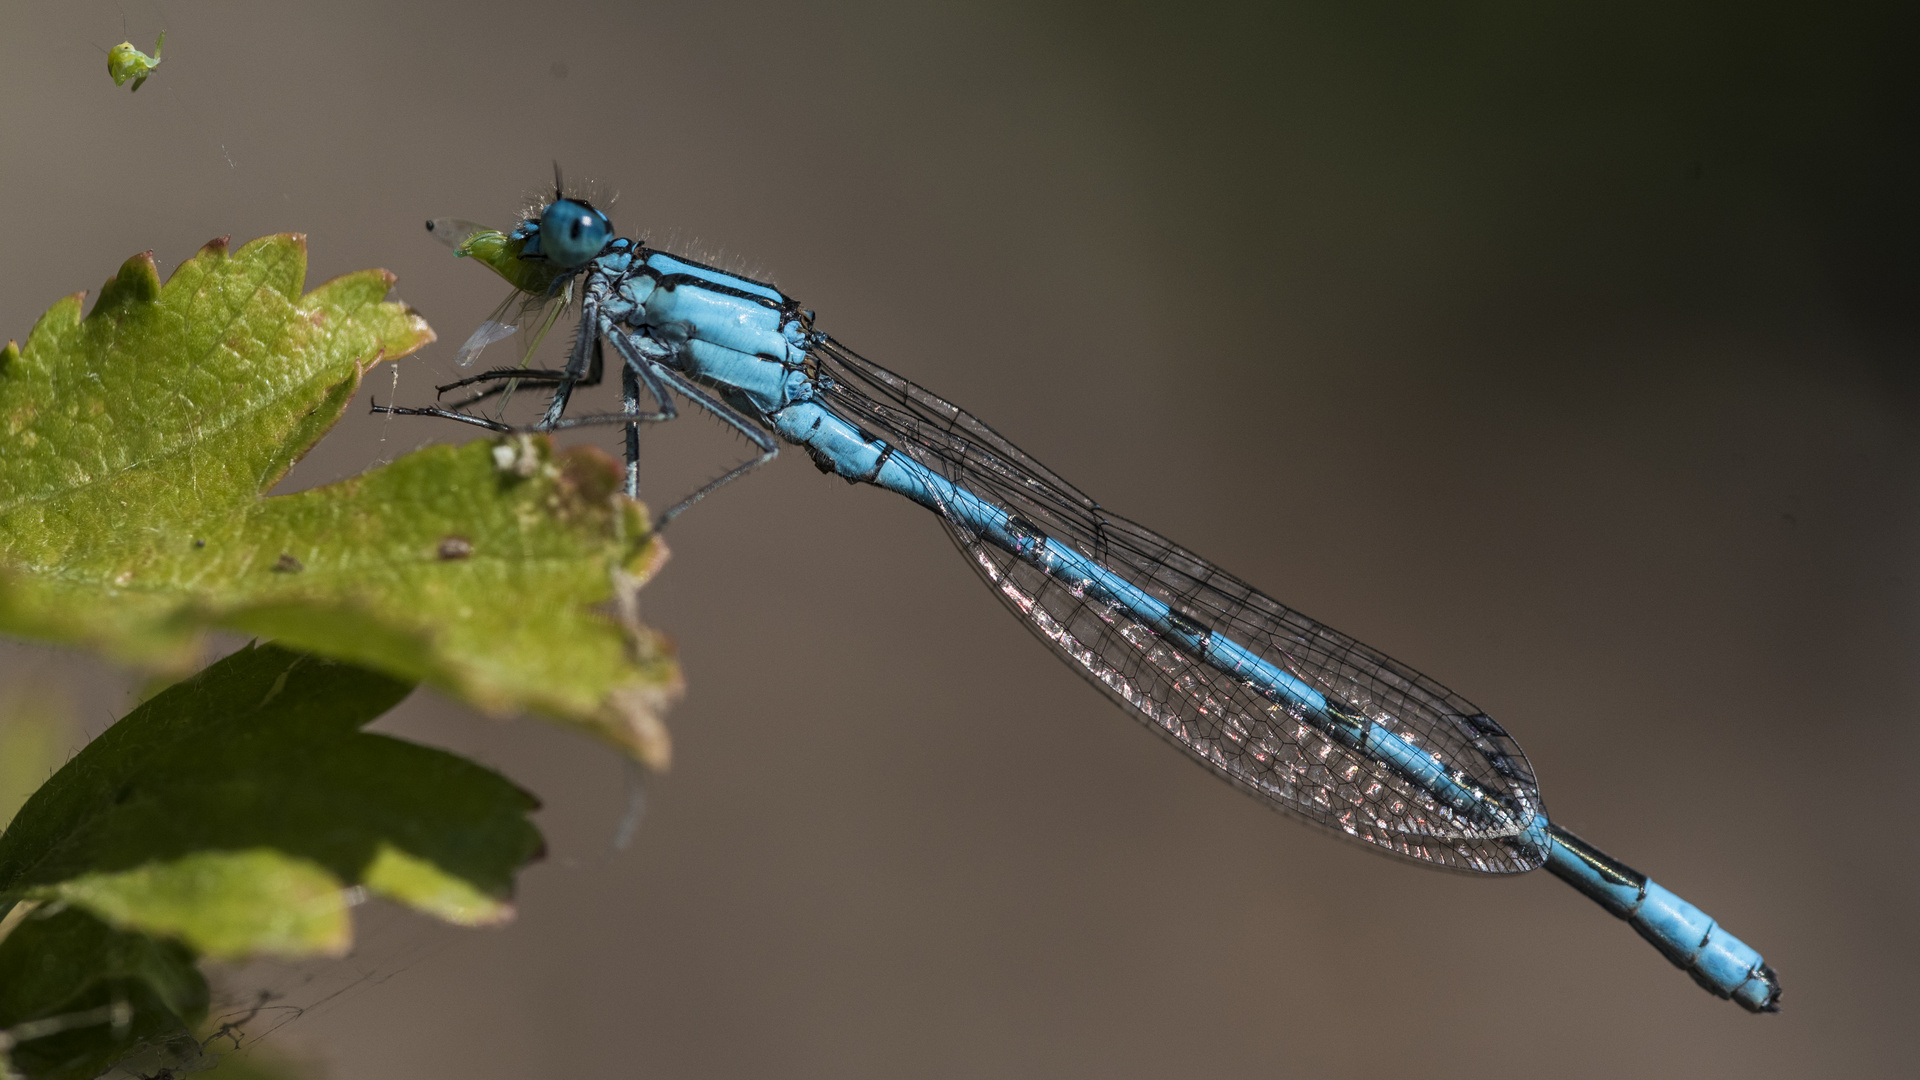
[0,644,543,960]
[107,32,164,92]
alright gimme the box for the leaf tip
[0,340,16,373]
[197,235,232,259]
[406,304,437,346]
[601,679,680,770]
[40,292,88,339]
[621,517,670,583]
[89,251,162,319]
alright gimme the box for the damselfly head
[535,198,613,268]
[518,163,616,268]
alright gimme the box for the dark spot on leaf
[193,538,205,548]
[273,553,304,573]
[437,536,473,561]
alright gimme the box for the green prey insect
[107,31,164,92]
[422,217,577,411]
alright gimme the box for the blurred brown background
[2,1,1915,1076]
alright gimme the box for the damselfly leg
[436,319,610,410]
[604,329,779,526]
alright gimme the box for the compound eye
[538,199,612,267]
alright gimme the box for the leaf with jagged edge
[0,644,544,963]
[0,236,679,764]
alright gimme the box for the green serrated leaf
[0,643,544,960]
[0,235,426,559]
[0,905,207,1080]
[0,236,680,763]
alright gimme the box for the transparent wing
[814,338,1544,873]
[447,283,575,369]
[425,218,493,250]
[454,290,522,367]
